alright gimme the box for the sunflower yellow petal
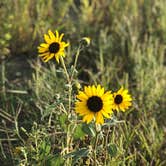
[38,48,48,53]
[119,105,125,112]
[40,43,49,48]
[84,86,92,96]
[76,108,90,116]
[55,55,60,63]
[101,109,111,118]
[48,30,56,40]
[86,113,94,123]
[65,42,69,47]
[83,114,93,123]
[98,87,104,96]
[118,87,124,93]
[122,89,128,95]
[43,53,54,62]
[44,34,52,44]
[62,42,69,47]
[59,33,64,41]
[44,53,55,62]
[92,85,96,96]
[101,91,112,100]
[55,30,59,38]
[95,112,104,124]
[38,52,49,57]
[116,106,120,111]
[77,92,88,100]
[38,46,47,51]
[58,51,66,57]
[96,84,101,94]
[75,101,86,107]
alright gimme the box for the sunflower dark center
[87,96,103,112]
[114,95,123,104]
[49,42,60,53]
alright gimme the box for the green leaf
[73,124,86,140]
[46,155,64,166]
[64,148,89,160]
[107,144,117,157]
[59,114,67,131]
[64,148,89,164]
[82,123,95,137]
[39,140,51,158]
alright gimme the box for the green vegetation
[0,0,166,165]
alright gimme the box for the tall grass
[0,0,165,165]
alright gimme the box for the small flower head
[38,30,69,63]
[81,37,91,46]
[75,85,114,124]
[112,87,132,112]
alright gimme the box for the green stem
[60,56,72,118]
[93,124,99,166]
[104,126,110,165]
[60,56,72,165]
[60,56,70,83]
[1,59,6,99]
[71,45,81,81]
[35,58,40,98]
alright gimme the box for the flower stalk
[1,57,6,100]
[93,124,100,166]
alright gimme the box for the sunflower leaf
[46,154,64,166]
[64,148,89,164]
[59,114,67,131]
[73,124,86,140]
[82,123,95,137]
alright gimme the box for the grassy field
[0,0,166,165]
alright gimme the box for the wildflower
[38,30,69,63]
[112,87,132,112]
[81,37,91,45]
[75,85,114,124]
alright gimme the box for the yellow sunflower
[112,87,132,112]
[75,85,114,124]
[38,30,69,63]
